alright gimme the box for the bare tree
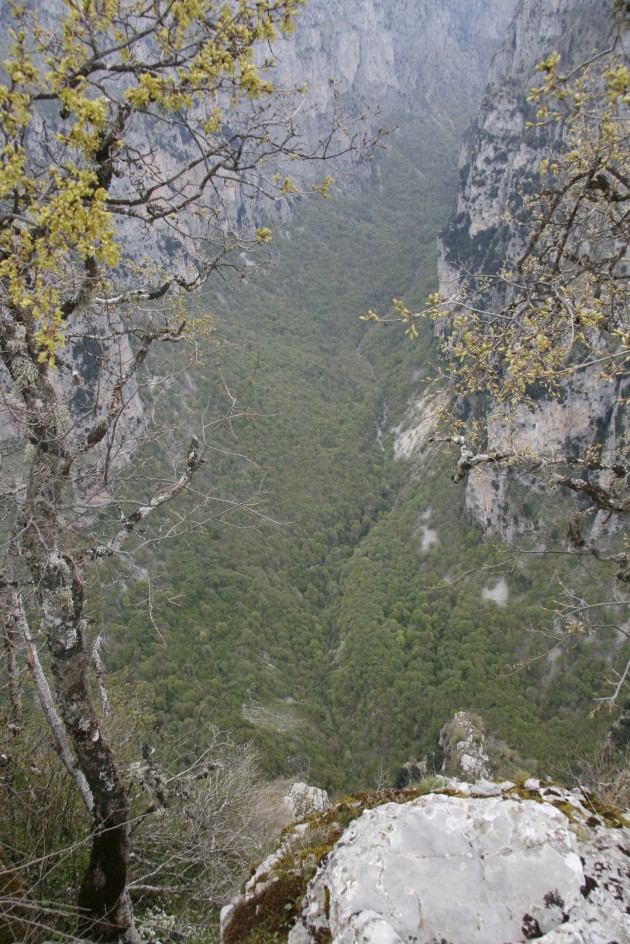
[127,731,289,919]
[0,696,287,943]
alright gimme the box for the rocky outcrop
[463,367,626,538]
[293,782,630,944]
[431,0,621,539]
[283,782,331,820]
[223,779,630,944]
[389,1,616,515]
[440,711,535,783]
[439,710,492,779]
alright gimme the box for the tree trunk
[2,612,22,729]
[2,323,137,942]
[37,552,134,940]
[29,470,136,941]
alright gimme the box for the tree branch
[553,475,630,515]
[81,437,203,561]
[13,592,94,813]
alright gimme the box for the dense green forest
[104,112,617,793]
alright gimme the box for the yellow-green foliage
[0,0,305,362]
[365,34,629,405]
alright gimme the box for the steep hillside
[105,115,468,790]
[100,0,521,789]
[323,0,627,788]
[102,0,624,792]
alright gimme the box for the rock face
[295,796,581,944]
[439,710,492,779]
[433,0,620,538]
[394,0,622,542]
[439,0,611,283]
[0,0,518,253]
[235,0,519,230]
[277,780,630,944]
[275,0,517,120]
[284,782,331,820]
[395,0,619,502]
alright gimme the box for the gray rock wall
[275,0,517,118]
[432,0,621,539]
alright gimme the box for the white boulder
[284,782,331,819]
[289,786,630,944]
[221,780,630,944]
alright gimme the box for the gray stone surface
[222,777,630,944]
[308,795,582,944]
[284,782,330,819]
[288,782,630,944]
[439,710,492,779]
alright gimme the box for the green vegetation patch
[223,872,306,944]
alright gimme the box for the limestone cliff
[235,0,519,228]
[94,0,520,255]
[433,0,620,539]
[439,0,611,283]
[275,0,516,120]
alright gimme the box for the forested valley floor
[102,113,618,793]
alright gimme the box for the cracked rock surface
[288,783,630,944]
